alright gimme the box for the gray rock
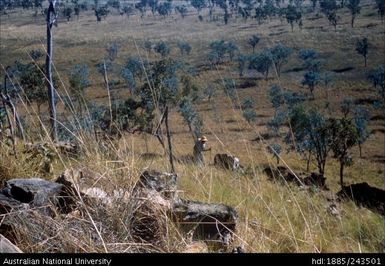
[130,170,238,248]
[1,177,76,215]
[135,170,178,200]
[0,234,23,253]
[173,199,238,245]
[214,154,240,171]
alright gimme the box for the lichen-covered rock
[214,154,240,171]
[173,199,238,245]
[130,170,238,248]
[1,177,76,215]
[135,170,178,200]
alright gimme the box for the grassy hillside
[0,0,384,252]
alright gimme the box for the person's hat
[199,136,208,142]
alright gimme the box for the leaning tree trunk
[164,106,175,173]
[0,96,16,157]
[46,0,58,141]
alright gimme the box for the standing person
[193,135,211,166]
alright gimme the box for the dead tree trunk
[3,68,25,142]
[1,71,21,156]
[103,61,113,131]
[164,106,175,173]
[0,95,16,156]
[153,108,167,153]
[46,0,58,141]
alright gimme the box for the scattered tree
[177,41,192,56]
[154,41,171,57]
[270,43,292,77]
[248,34,260,54]
[29,49,44,61]
[346,0,361,27]
[95,5,109,22]
[355,37,368,67]
[175,5,188,18]
[243,109,257,123]
[106,42,119,61]
[223,78,237,103]
[19,63,48,118]
[286,106,333,177]
[237,54,249,77]
[179,97,202,139]
[353,106,370,158]
[302,70,321,99]
[269,84,283,113]
[69,64,90,114]
[375,0,385,23]
[63,6,73,21]
[340,97,354,117]
[286,5,302,31]
[329,118,359,188]
[368,65,385,102]
[191,0,205,14]
[249,49,273,80]
[298,48,320,71]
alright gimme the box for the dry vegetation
[0,0,384,253]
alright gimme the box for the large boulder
[129,170,178,245]
[263,166,303,185]
[214,154,240,171]
[337,182,385,216]
[134,170,179,200]
[303,172,328,189]
[130,170,238,248]
[1,178,76,215]
[172,199,238,245]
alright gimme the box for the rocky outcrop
[214,153,241,171]
[0,169,238,251]
[337,182,385,216]
[263,166,328,189]
[1,177,77,215]
[24,141,79,156]
[130,170,238,247]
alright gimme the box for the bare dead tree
[102,61,113,128]
[164,106,175,173]
[0,94,16,156]
[46,0,58,141]
[1,67,26,157]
